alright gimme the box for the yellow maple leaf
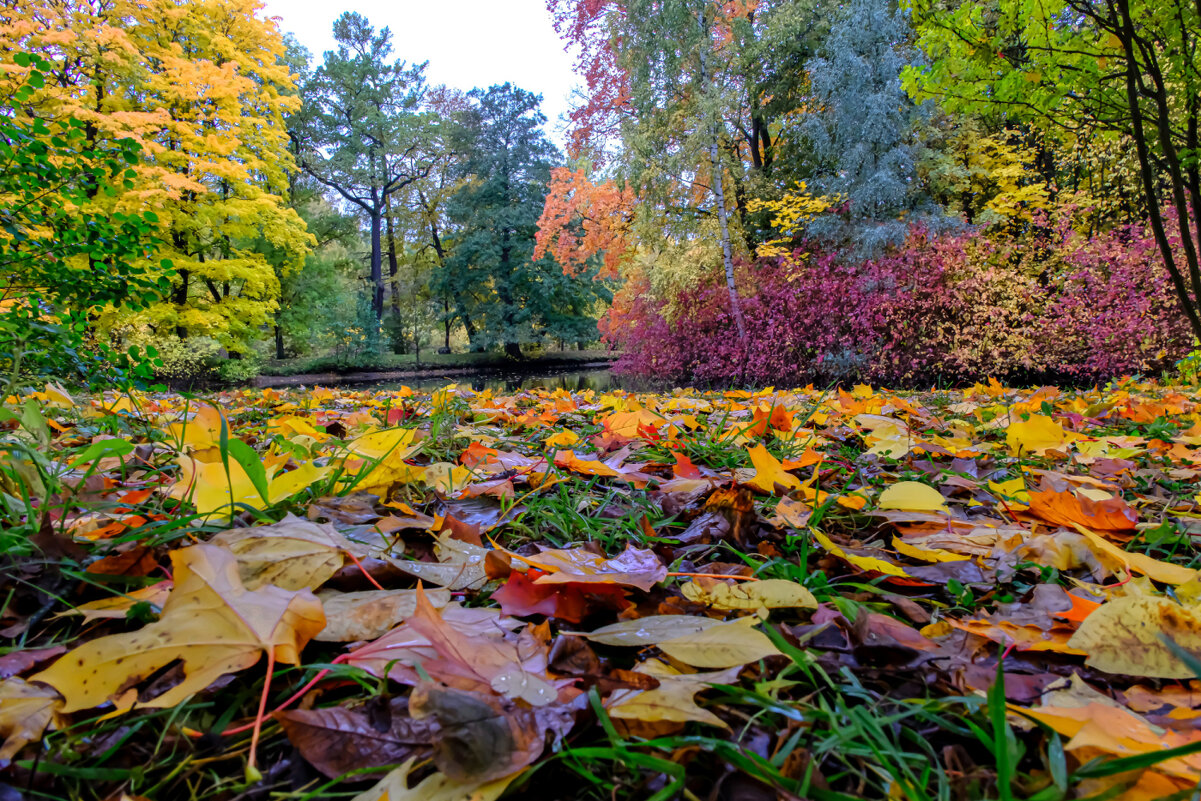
[32,545,325,713]
[745,444,802,495]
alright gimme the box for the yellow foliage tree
[746,184,836,258]
[919,120,1051,228]
[0,0,311,358]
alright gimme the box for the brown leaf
[86,546,159,577]
[277,698,436,778]
[409,681,576,782]
[0,646,67,679]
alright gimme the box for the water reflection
[375,368,616,394]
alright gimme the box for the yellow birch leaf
[657,616,783,668]
[681,578,817,611]
[878,481,948,512]
[1068,596,1201,679]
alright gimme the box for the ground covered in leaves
[3,380,1201,801]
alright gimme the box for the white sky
[259,0,579,147]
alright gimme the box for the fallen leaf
[351,756,518,801]
[32,544,325,712]
[210,514,365,591]
[744,444,802,495]
[579,615,725,646]
[277,698,436,778]
[389,533,489,590]
[657,616,784,668]
[1068,595,1201,678]
[878,481,948,512]
[1029,484,1138,536]
[0,678,62,766]
[504,544,666,591]
[409,681,574,781]
[315,588,453,642]
[681,578,817,612]
[606,658,740,729]
[1006,414,1076,455]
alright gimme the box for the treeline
[536,0,1201,384]
[0,3,607,386]
[4,0,1200,388]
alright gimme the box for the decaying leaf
[1068,595,1201,678]
[409,681,575,781]
[277,698,436,778]
[680,578,817,612]
[316,588,453,642]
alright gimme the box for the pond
[374,366,618,394]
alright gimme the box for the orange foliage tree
[534,167,636,279]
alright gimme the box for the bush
[610,216,1193,386]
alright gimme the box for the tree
[387,85,475,350]
[0,54,169,387]
[272,190,364,359]
[1,0,311,359]
[435,84,608,358]
[292,12,436,322]
[802,0,945,255]
[905,0,1201,339]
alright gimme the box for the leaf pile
[3,379,1201,800]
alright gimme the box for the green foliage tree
[436,84,608,358]
[802,0,948,255]
[904,0,1201,339]
[0,54,170,389]
[292,12,436,323]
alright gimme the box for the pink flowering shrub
[610,218,1193,386]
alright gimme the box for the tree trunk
[710,138,749,346]
[504,342,523,360]
[274,322,284,360]
[370,207,384,322]
[696,7,748,349]
[385,197,401,316]
[1114,0,1201,340]
[443,298,451,349]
